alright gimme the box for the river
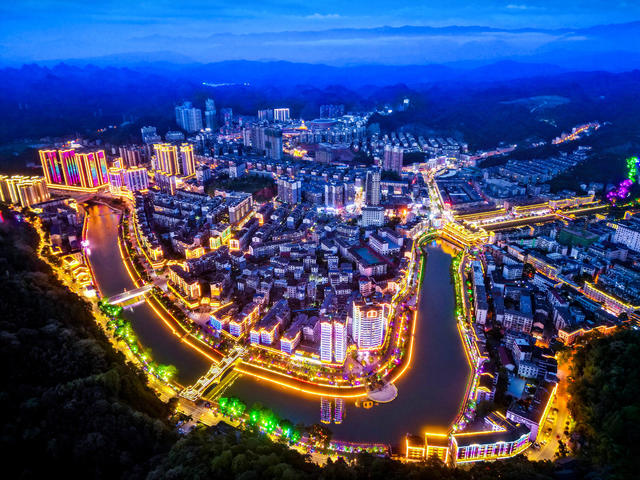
[85,204,469,444]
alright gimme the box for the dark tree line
[567,328,640,479]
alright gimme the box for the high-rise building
[179,144,196,177]
[265,128,283,160]
[383,145,403,174]
[153,143,178,175]
[39,148,108,190]
[320,318,333,363]
[324,182,344,210]
[365,169,381,206]
[258,109,274,121]
[273,108,290,122]
[108,166,149,194]
[153,143,195,177]
[155,171,178,195]
[277,176,301,204]
[333,317,347,363]
[118,146,142,167]
[0,175,50,208]
[141,126,161,144]
[221,107,233,127]
[205,98,217,130]
[175,101,203,132]
[352,298,386,350]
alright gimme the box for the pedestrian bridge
[181,345,247,401]
[106,284,153,306]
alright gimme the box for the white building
[352,299,387,350]
[361,206,385,227]
[273,108,290,122]
[334,318,347,363]
[613,221,640,252]
[320,318,333,362]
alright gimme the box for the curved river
[86,204,469,444]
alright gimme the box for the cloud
[506,4,531,9]
[305,13,341,20]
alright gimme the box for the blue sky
[2,1,640,62]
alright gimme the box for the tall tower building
[265,128,283,160]
[333,317,347,363]
[175,101,203,132]
[221,108,233,127]
[352,298,386,350]
[273,108,290,122]
[324,182,344,209]
[39,149,108,190]
[320,318,333,363]
[118,146,142,167]
[383,145,404,174]
[153,143,178,175]
[179,143,196,177]
[0,175,50,208]
[277,176,301,204]
[365,169,381,206]
[205,98,217,130]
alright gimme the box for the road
[528,361,571,460]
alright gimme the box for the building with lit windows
[320,318,333,362]
[175,101,203,132]
[365,169,381,206]
[0,175,50,208]
[383,145,403,174]
[277,176,301,204]
[333,317,347,363]
[273,108,290,122]
[361,206,385,227]
[153,143,195,178]
[205,98,217,130]
[450,425,530,464]
[108,166,149,194]
[325,182,345,209]
[39,148,108,191]
[352,298,387,350]
[265,128,283,160]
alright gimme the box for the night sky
[2,1,639,63]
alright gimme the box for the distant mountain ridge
[3,21,640,71]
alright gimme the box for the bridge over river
[180,345,247,401]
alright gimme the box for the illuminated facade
[333,317,347,363]
[320,318,333,362]
[39,148,108,190]
[0,175,50,208]
[450,427,530,464]
[153,143,195,178]
[108,166,149,194]
[352,299,387,350]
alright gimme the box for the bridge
[106,284,153,306]
[181,345,247,401]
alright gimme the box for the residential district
[1,98,637,466]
